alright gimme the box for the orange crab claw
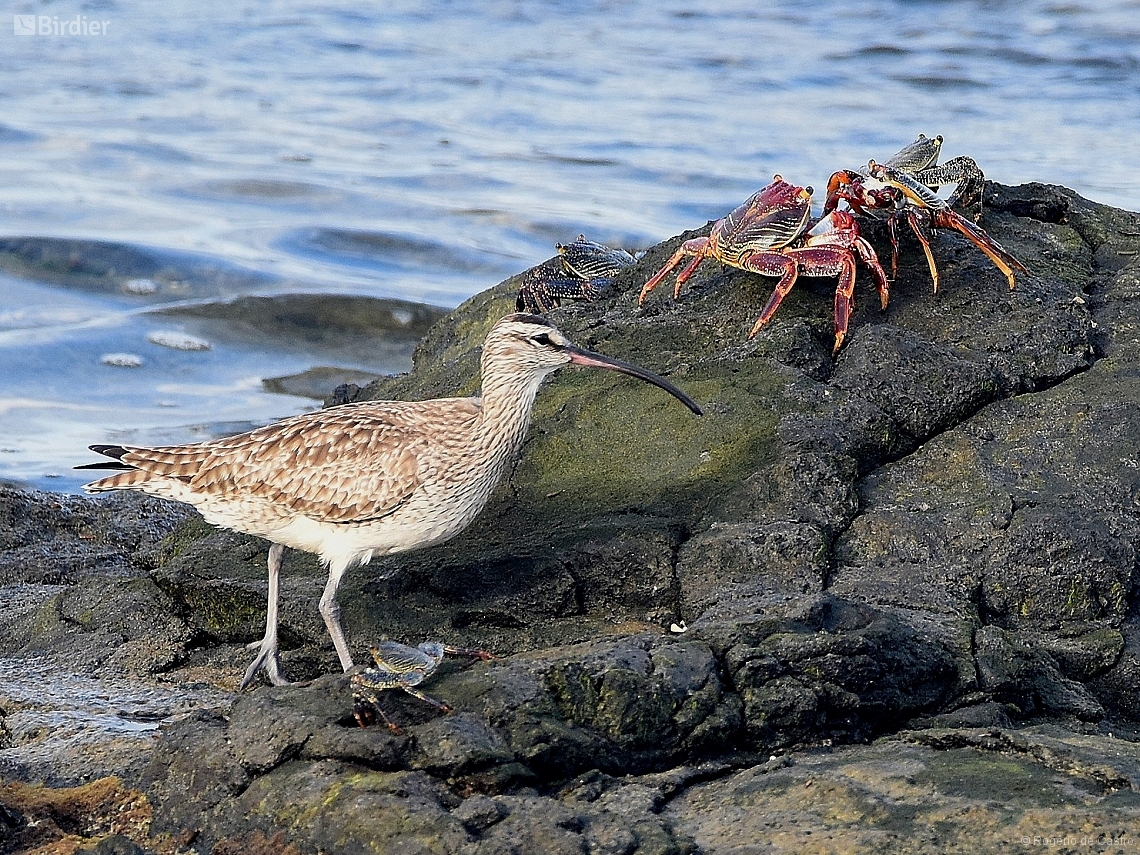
[824,170,863,214]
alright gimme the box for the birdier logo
[13,14,110,36]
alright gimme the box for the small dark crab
[638,176,888,352]
[515,235,636,314]
[351,640,496,733]
[824,135,1027,292]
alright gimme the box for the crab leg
[401,687,452,713]
[853,235,890,313]
[819,249,858,353]
[736,251,799,338]
[352,689,402,732]
[638,238,710,303]
[886,213,902,282]
[440,644,499,661]
[742,245,859,353]
[672,253,708,297]
[805,214,890,351]
[765,245,859,354]
[931,208,1027,290]
[903,207,943,292]
[916,155,985,213]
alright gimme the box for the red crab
[824,135,1027,292]
[638,176,888,352]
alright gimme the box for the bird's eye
[531,333,553,346]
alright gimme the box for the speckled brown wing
[115,400,478,523]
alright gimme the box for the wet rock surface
[5,182,1140,852]
[0,236,274,301]
[157,293,447,377]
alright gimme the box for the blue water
[1,0,1138,490]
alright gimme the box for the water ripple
[286,227,517,277]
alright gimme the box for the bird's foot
[239,640,293,690]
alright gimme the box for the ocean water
[1,0,1138,491]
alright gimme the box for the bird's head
[481,313,702,415]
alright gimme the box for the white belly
[189,460,503,571]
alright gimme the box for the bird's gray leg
[319,560,355,671]
[240,542,292,689]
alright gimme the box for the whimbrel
[80,313,702,688]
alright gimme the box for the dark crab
[515,235,636,314]
[351,640,496,733]
[638,176,888,352]
[824,135,1027,292]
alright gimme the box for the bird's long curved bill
[564,345,703,415]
